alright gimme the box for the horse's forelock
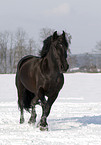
[40,31,70,57]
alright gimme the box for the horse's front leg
[39,94,58,131]
[28,106,37,124]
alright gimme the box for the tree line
[0,27,100,74]
[0,28,55,74]
[0,28,72,74]
[68,53,101,73]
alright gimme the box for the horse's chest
[45,74,64,96]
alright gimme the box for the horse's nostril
[61,65,64,70]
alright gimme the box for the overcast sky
[0,0,101,54]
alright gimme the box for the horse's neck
[45,49,59,73]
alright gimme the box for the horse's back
[17,55,34,71]
[16,55,33,86]
[16,55,41,93]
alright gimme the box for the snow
[0,73,101,145]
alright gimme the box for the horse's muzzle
[61,63,69,73]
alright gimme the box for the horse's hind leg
[20,108,24,124]
[17,85,25,124]
[18,98,25,124]
[28,106,37,124]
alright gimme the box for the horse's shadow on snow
[71,115,101,125]
[49,115,101,131]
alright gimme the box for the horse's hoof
[40,125,48,131]
[28,119,36,124]
[28,120,36,124]
[20,118,24,124]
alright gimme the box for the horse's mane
[40,32,69,58]
[40,36,52,58]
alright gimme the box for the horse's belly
[20,76,36,93]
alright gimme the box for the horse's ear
[62,31,65,37]
[53,31,58,40]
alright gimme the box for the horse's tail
[22,89,41,112]
[23,90,35,112]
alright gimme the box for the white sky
[0,0,101,54]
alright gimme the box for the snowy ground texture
[0,73,101,145]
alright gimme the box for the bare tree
[95,41,101,54]
[27,38,39,56]
[9,33,15,73]
[0,31,9,73]
[39,28,54,42]
[13,28,28,70]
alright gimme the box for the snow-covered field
[0,73,101,145]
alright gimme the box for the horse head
[51,31,70,73]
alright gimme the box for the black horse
[15,31,70,131]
